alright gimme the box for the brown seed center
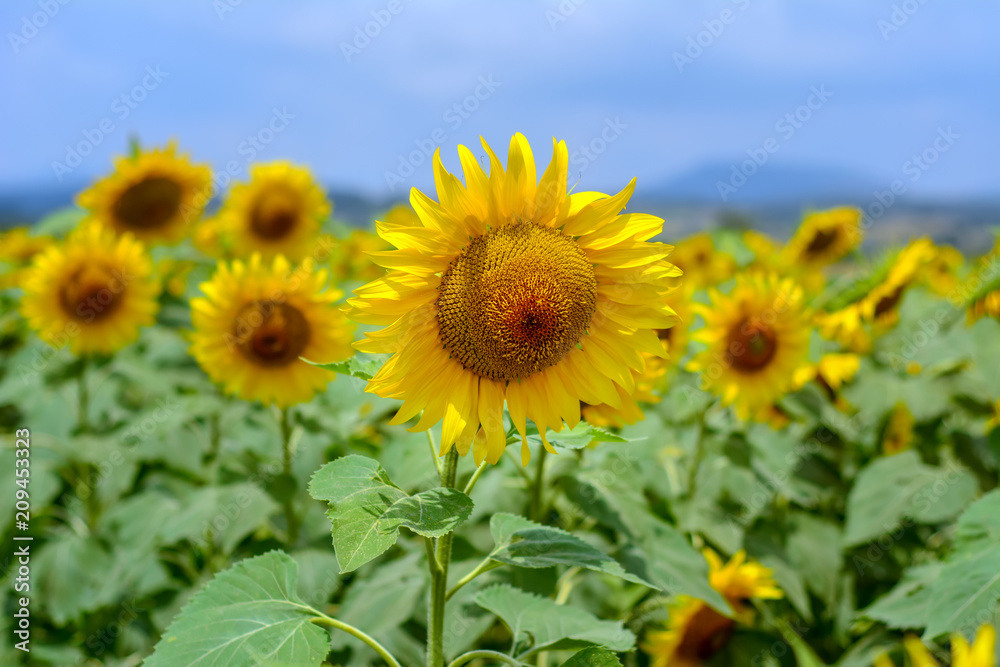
[436,220,598,381]
[250,186,301,240]
[234,301,311,367]
[113,176,183,230]
[728,317,777,372]
[59,264,124,322]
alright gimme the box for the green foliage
[145,551,330,667]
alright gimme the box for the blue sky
[2,1,997,201]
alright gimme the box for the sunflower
[641,549,783,667]
[688,273,810,420]
[875,624,996,667]
[348,133,680,465]
[793,352,860,410]
[20,225,158,355]
[77,142,211,244]
[581,343,669,428]
[670,233,735,289]
[190,255,353,408]
[219,162,330,261]
[882,402,914,455]
[658,284,695,359]
[781,206,862,268]
[0,227,54,289]
[331,222,393,283]
[920,243,963,296]
[192,216,229,259]
[816,305,871,353]
[858,238,934,329]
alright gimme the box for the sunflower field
[1,134,1000,667]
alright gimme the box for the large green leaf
[559,647,623,666]
[474,584,635,657]
[844,451,977,546]
[488,513,655,588]
[861,563,941,630]
[380,487,474,538]
[527,422,628,451]
[923,546,1000,639]
[158,483,280,554]
[309,455,407,572]
[309,455,472,572]
[953,489,1000,554]
[145,551,330,667]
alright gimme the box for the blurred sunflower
[155,258,196,298]
[781,206,862,268]
[77,141,211,244]
[965,270,1000,324]
[658,284,695,359]
[20,225,158,355]
[794,352,860,410]
[920,242,964,296]
[220,162,330,261]
[192,216,229,259]
[882,402,914,455]
[858,238,935,329]
[348,133,680,465]
[0,227,54,289]
[875,624,996,667]
[670,232,735,288]
[581,348,669,428]
[688,273,810,420]
[816,305,870,353]
[641,549,783,667]
[190,254,353,408]
[332,224,392,283]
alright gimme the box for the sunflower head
[0,227,54,289]
[882,402,914,455]
[190,254,354,407]
[782,206,862,268]
[878,624,997,667]
[859,238,935,328]
[77,141,211,244]
[688,273,810,420]
[220,162,330,261]
[20,224,159,354]
[705,549,783,619]
[348,133,680,465]
[581,345,669,428]
[921,243,964,296]
[670,233,735,288]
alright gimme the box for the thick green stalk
[528,446,548,522]
[427,440,459,667]
[280,407,299,545]
[311,613,402,667]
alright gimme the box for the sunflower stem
[462,460,488,495]
[279,407,299,546]
[76,358,100,528]
[528,446,548,523]
[77,359,90,434]
[447,650,522,667]
[427,446,459,667]
[310,613,402,667]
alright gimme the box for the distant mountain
[646,161,879,206]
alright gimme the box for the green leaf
[861,563,941,630]
[32,206,86,236]
[379,487,474,538]
[953,489,1000,555]
[844,451,977,547]
[786,513,843,609]
[145,551,329,667]
[158,483,280,554]
[488,513,656,588]
[308,455,407,572]
[923,546,1000,639]
[474,584,635,657]
[775,618,829,667]
[33,532,115,625]
[559,647,623,666]
[303,354,386,381]
[528,422,628,451]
